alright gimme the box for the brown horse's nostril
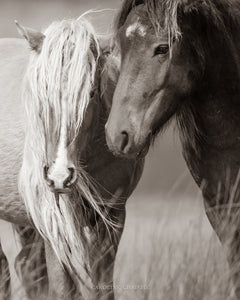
[120,131,129,152]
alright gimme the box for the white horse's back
[0,38,30,299]
[0,38,29,205]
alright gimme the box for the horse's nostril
[43,166,55,188]
[63,167,76,188]
[120,131,129,152]
[44,165,77,191]
[68,168,74,181]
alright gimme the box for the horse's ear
[15,20,45,53]
[98,34,114,55]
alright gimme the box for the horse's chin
[129,131,152,159]
[110,138,150,160]
[137,140,150,158]
[47,185,79,209]
[50,188,72,195]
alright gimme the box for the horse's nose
[119,131,129,152]
[105,124,130,155]
[44,165,77,192]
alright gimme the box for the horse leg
[89,205,126,300]
[0,196,29,226]
[44,241,77,300]
[204,200,240,298]
[14,225,48,299]
[0,239,11,300]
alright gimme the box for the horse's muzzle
[105,124,151,159]
[43,165,77,193]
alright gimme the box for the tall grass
[114,196,236,300]
[0,195,238,299]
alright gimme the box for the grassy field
[0,194,236,300]
[115,195,235,300]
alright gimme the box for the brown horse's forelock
[115,0,240,47]
[114,0,181,42]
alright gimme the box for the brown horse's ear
[98,34,114,55]
[15,20,45,53]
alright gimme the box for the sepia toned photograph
[0,0,240,299]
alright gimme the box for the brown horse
[0,17,144,300]
[105,0,240,297]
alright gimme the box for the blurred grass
[114,195,235,300]
[1,195,236,300]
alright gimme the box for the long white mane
[18,16,116,294]
[26,17,99,142]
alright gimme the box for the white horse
[0,16,144,300]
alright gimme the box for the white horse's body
[0,38,30,300]
[0,39,29,224]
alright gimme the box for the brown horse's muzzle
[105,120,151,159]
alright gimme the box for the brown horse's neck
[177,32,240,204]
[80,56,108,158]
[83,52,119,161]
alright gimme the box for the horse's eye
[154,44,169,56]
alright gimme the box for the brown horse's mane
[116,0,240,27]
[115,0,240,45]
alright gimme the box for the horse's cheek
[169,63,193,95]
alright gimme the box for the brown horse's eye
[154,44,169,56]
